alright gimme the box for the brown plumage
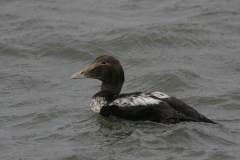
[71,55,219,124]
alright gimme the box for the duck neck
[100,81,123,96]
[97,65,125,97]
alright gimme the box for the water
[1,0,240,159]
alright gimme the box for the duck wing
[100,92,200,123]
[163,97,217,124]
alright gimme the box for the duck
[71,55,218,124]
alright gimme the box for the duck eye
[101,61,107,64]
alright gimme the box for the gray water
[1,0,240,159]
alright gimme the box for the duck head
[71,55,125,95]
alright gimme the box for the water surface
[1,0,240,159]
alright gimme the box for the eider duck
[71,55,218,124]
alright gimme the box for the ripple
[1,0,240,159]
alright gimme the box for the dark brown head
[71,55,125,95]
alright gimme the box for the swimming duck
[71,55,218,124]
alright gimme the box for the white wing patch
[110,91,170,107]
[90,97,107,113]
[89,91,170,112]
[150,91,170,99]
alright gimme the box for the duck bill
[71,63,95,79]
